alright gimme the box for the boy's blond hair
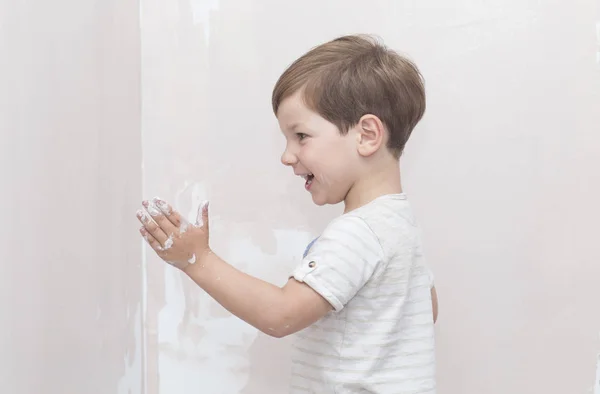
[272,34,426,158]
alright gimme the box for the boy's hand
[136,197,210,270]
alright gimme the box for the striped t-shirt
[289,193,436,393]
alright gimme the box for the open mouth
[303,174,314,189]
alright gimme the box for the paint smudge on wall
[596,21,600,65]
[175,181,210,225]
[157,264,258,394]
[595,332,600,394]
[117,305,143,394]
[154,181,314,393]
[189,0,220,43]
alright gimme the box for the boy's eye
[296,133,308,140]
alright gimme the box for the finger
[195,200,209,228]
[137,205,169,245]
[140,226,165,253]
[152,197,187,231]
[144,200,179,236]
[202,201,209,231]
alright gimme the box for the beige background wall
[1,1,144,393]
[2,0,600,393]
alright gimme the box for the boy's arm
[138,199,383,338]
[183,251,332,338]
[137,198,332,338]
[431,286,438,323]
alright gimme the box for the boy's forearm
[183,250,288,337]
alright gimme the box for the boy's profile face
[277,91,360,206]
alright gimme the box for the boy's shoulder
[339,193,417,232]
[303,194,418,258]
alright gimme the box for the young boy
[137,34,438,393]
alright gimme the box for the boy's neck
[343,162,403,213]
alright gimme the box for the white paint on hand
[180,220,190,234]
[195,200,209,227]
[154,196,173,215]
[147,203,161,217]
[188,253,196,264]
[164,235,174,250]
[137,209,151,224]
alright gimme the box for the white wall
[2,0,599,393]
[141,1,600,393]
[0,1,143,393]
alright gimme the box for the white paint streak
[188,253,197,264]
[596,21,600,65]
[157,260,259,394]
[189,0,220,43]
[117,304,143,394]
[140,232,149,392]
[175,181,209,225]
[156,203,313,393]
[595,332,600,394]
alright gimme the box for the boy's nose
[281,149,298,166]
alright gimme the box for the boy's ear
[356,114,385,157]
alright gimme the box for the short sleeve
[291,215,384,312]
[426,266,435,288]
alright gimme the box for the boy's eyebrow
[282,122,301,133]
[290,122,311,132]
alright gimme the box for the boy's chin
[310,192,328,206]
[311,196,327,206]
[310,193,343,207]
